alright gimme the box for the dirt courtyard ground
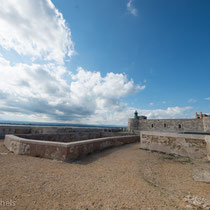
[0,140,210,210]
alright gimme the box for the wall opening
[151,124,154,128]
[178,124,182,129]
[164,123,167,128]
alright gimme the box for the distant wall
[0,125,125,139]
[128,118,205,133]
[139,118,204,132]
[140,131,207,159]
[4,135,139,161]
[203,117,210,132]
[16,132,130,143]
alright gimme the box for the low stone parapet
[140,131,207,159]
[4,135,139,161]
[206,135,210,161]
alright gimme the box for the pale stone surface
[203,117,210,132]
[193,168,210,183]
[128,118,139,134]
[4,135,139,161]
[140,131,207,159]
[183,194,210,209]
[128,114,210,161]
[205,135,210,161]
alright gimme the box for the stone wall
[205,135,210,161]
[140,131,207,159]
[0,125,125,139]
[139,118,204,132]
[128,118,139,134]
[15,132,130,143]
[203,117,210,132]
[128,118,205,133]
[4,135,139,161]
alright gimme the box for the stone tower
[128,111,147,134]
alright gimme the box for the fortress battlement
[128,111,210,134]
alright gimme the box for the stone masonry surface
[4,134,139,161]
[128,118,206,134]
[140,131,207,159]
[0,125,125,139]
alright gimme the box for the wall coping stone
[5,134,139,147]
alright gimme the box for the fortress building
[128,111,210,134]
[128,111,210,160]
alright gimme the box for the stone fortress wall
[4,134,139,161]
[0,125,125,140]
[128,118,205,133]
[2,111,210,161]
[140,131,207,159]
[128,111,210,160]
[1,125,139,161]
[128,111,210,133]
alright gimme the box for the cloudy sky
[0,0,209,126]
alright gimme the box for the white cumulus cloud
[0,0,74,64]
[139,106,192,119]
[0,54,144,124]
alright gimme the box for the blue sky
[0,0,209,125]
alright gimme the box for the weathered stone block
[140,131,207,159]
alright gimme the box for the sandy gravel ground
[0,140,210,210]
